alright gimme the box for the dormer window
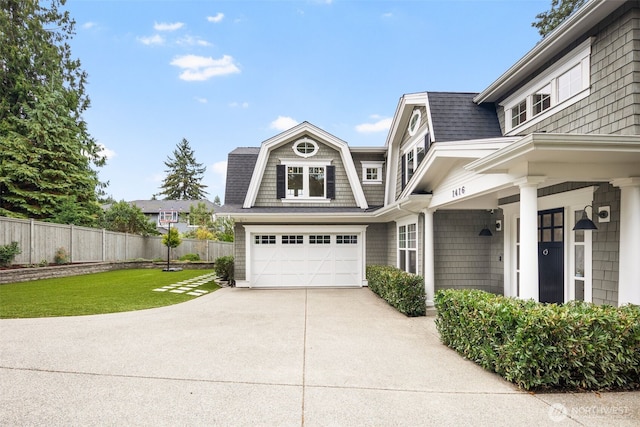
[293,138,318,158]
[361,161,384,185]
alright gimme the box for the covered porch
[403,133,640,308]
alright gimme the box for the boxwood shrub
[366,265,426,317]
[214,255,234,285]
[434,289,640,391]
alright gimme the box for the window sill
[363,180,383,185]
[281,198,331,204]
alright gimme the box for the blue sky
[65,0,549,203]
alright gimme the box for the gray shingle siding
[592,183,620,306]
[254,138,358,207]
[434,210,501,294]
[233,224,246,281]
[496,3,640,136]
[352,152,385,207]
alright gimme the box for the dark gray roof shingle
[427,92,502,142]
[224,147,260,205]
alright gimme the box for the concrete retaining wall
[0,261,216,285]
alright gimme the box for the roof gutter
[474,0,618,104]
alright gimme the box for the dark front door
[538,208,564,304]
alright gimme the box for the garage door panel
[250,232,362,287]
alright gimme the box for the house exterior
[128,199,216,234]
[218,0,640,309]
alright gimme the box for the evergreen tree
[532,0,586,37]
[0,0,105,222]
[213,195,221,206]
[157,138,208,200]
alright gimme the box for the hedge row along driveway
[435,289,640,391]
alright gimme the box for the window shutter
[401,155,406,190]
[326,165,335,199]
[276,165,285,199]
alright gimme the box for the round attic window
[408,109,422,136]
[293,138,318,158]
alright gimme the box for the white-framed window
[408,109,422,136]
[287,165,325,198]
[292,137,318,158]
[398,219,417,274]
[533,83,551,116]
[361,161,383,185]
[502,39,591,134]
[511,100,527,128]
[402,142,425,187]
[277,159,334,202]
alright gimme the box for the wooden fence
[0,216,233,265]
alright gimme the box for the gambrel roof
[239,121,368,209]
[223,147,259,205]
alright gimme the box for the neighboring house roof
[427,92,503,142]
[130,199,215,214]
[224,147,260,206]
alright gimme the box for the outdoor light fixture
[572,205,606,231]
[479,226,493,236]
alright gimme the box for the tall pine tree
[0,0,105,225]
[157,138,208,200]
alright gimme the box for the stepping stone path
[152,272,218,297]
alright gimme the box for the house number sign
[452,186,466,198]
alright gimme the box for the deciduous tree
[100,201,158,236]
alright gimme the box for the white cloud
[207,13,224,23]
[195,97,208,104]
[211,160,227,176]
[138,34,164,45]
[355,117,392,133]
[154,21,184,31]
[270,116,299,131]
[229,101,249,108]
[177,35,212,47]
[170,54,240,81]
[98,144,116,160]
[82,21,97,30]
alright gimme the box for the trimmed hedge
[434,289,640,391]
[214,255,234,285]
[366,265,426,317]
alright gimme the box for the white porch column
[612,178,640,306]
[423,209,435,310]
[516,177,545,301]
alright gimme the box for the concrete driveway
[1,287,638,426]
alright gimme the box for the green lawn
[0,269,220,318]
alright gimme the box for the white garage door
[248,228,364,287]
